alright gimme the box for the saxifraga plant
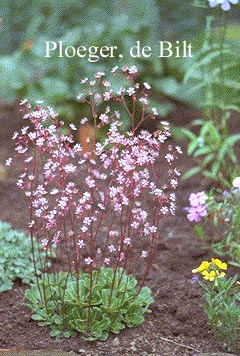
[8,66,181,340]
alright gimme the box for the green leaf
[50,328,62,339]
[201,121,221,143]
[179,128,197,141]
[194,225,205,240]
[193,146,214,157]
[201,153,215,167]
[31,313,46,321]
[188,140,199,155]
[125,312,145,327]
[182,167,201,180]
[225,134,240,147]
[211,161,220,175]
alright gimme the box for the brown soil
[0,104,239,356]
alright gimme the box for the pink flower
[63,164,77,174]
[143,82,151,90]
[123,237,131,246]
[126,87,136,96]
[85,176,96,188]
[99,114,109,124]
[189,191,207,207]
[104,258,110,265]
[128,65,138,74]
[141,250,147,258]
[187,206,208,223]
[85,257,94,265]
[108,244,116,253]
[15,145,28,154]
[81,77,88,84]
[95,71,105,78]
[69,123,77,131]
[165,153,174,162]
[5,157,12,166]
[77,240,85,248]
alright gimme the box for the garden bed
[0,104,239,356]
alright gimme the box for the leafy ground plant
[8,67,181,340]
[186,176,240,266]
[0,221,53,292]
[25,267,153,341]
[192,258,240,352]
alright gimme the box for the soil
[0,103,239,356]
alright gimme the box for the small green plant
[0,221,53,292]
[25,267,153,341]
[192,258,240,352]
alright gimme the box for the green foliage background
[0,0,210,120]
[0,1,239,139]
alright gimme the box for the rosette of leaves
[0,221,54,292]
[25,267,153,341]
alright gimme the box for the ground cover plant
[7,67,181,341]
[0,221,53,292]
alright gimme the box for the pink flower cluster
[8,66,181,277]
[187,191,208,223]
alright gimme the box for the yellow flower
[192,258,227,286]
[211,258,227,270]
[202,270,225,286]
[202,270,216,281]
[192,260,209,273]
